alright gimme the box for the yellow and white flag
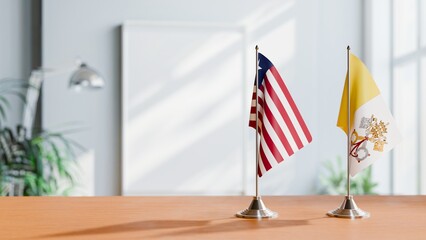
[337,52,401,176]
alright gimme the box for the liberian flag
[337,52,401,176]
[249,53,312,177]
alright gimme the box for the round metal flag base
[236,196,278,219]
[327,195,370,219]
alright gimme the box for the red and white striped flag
[249,53,312,177]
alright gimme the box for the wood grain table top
[0,195,425,239]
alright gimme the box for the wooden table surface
[0,196,425,239]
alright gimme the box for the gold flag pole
[327,46,369,219]
[236,45,277,219]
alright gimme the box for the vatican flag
[337,52,401,176]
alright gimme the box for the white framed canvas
[121,21,249,195]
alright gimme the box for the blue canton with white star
[257,53,274,86]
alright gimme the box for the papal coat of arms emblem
[350,115,389,162]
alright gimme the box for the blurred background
[0,0,424,196]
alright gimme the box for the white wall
[364,0,393,194]
[42,0,363,195]
[0,0,32,127]
[365,0,426,195]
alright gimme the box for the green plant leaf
[0,123,81,196]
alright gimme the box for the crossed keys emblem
[349,115,389,163]
[350,130,370,162]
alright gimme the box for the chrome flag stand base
[327,195,370,219]
[236,196,278,219]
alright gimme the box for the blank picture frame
[121,21,249,195]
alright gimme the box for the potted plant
[318,156,378,195]
[0,79,80,196]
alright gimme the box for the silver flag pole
[327,46,369,219]
[255,45,260,198]
[347,45,351,198]
[236,45,277,219]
